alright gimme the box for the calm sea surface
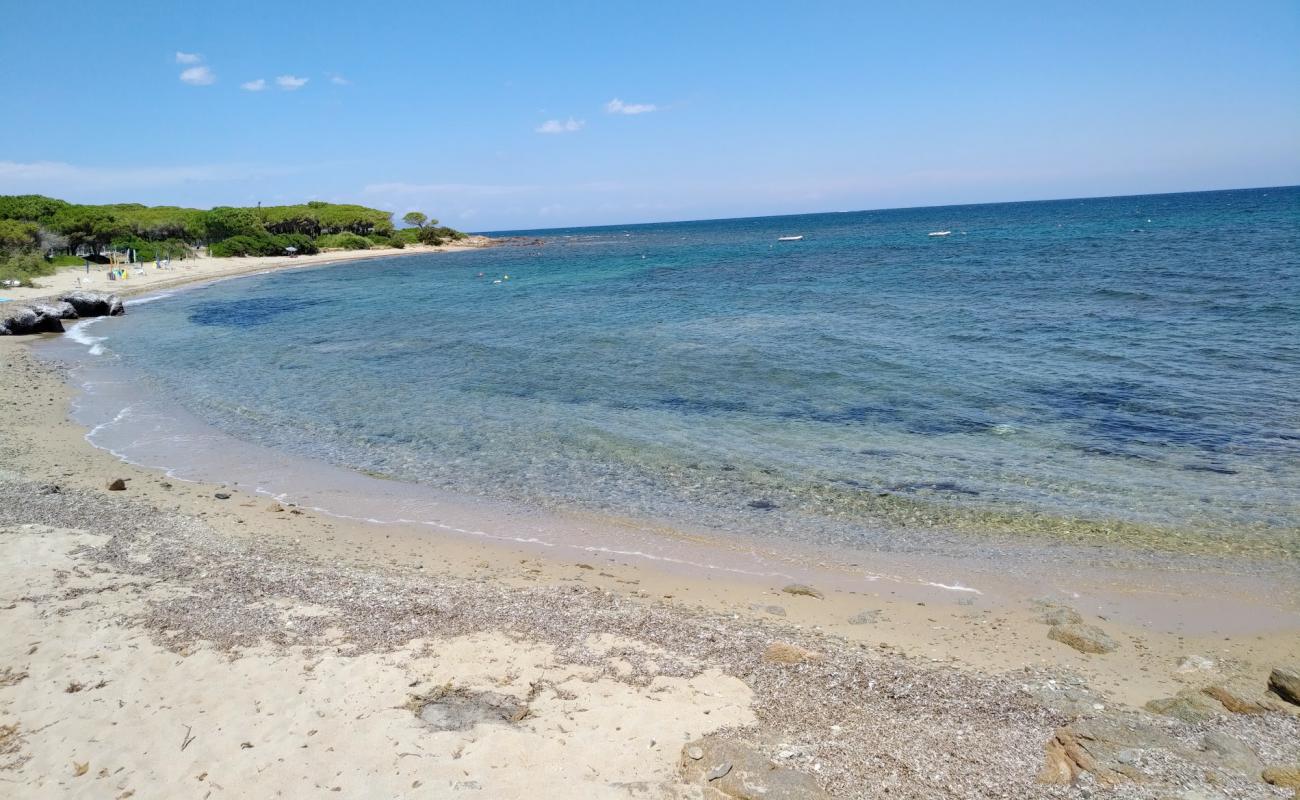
[72,188,1300,560]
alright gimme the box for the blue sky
[2,1,1298,230]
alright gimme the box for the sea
[49,187,1300,568]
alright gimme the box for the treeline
[0,195,466,285]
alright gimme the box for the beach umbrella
[285,246,297,253]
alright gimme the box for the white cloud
[535,117,584,134]
[175,51,202,64]
[241,78,267,92]
[179,66,216,86]
[328,73,351,85]
[605,98,657,115]
[276,75,309,90]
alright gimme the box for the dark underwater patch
[188,296,325,327]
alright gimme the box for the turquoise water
[89,188,1300,559]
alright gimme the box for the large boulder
[680,735,830,799]
[1,305,64,335]
[59,291,124,317]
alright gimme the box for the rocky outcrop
[1038,717,1182,786]
[59,291,124,318]
[680,735,830,799]
[0,305,65,335]
[1047,623,1118,654]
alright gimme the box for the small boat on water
[928,230,952,237]
[777,235,804,241]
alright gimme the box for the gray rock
[1199,731,1261,774]
[848,609,882,625]
[106,478,127,491]
[1048,623,1118,654]
[680,735,830,799]
[1269,666,1300,706]
[59,290,124,317]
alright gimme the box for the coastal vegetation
[0,194,465,286]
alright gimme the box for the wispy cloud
[328,73,351,86]
[241,78,267,92]
[0,160,305,193]
[362,182,538,197]
[179,66,216,86]
[276,75,309,90]
[175,51,202,64]
[605,98,657,115]
[536,118,584,134]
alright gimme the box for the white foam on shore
[65,318,109,356]
[125,291,176,307]
[922,581,983,594]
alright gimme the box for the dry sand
[0,240,487,305]
[1,255,1298,798]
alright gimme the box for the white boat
[928,230,951,237]
[777,235,804,241]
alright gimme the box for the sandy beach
[1,255,1299,798]
[0,239,490,306]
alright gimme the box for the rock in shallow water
[1047,623,1118,654]
[1036,604,1083,626]
[781,583,823,599]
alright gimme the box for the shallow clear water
[85,188,1300,559]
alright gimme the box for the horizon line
[473,182,1299,236]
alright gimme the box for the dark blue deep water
[98,187,1300,558]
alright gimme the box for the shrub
[210,235,271,257]
[417,226,446,246]
[315,232,371,250]
[0,252,56,286]
[273,233,319,255]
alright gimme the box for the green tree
[0,219,40,254]
[203,206,264,242]
[402,211,428,229]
